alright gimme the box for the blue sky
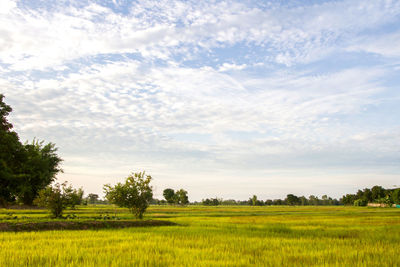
[1,0,399,200]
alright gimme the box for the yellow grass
[0,205,399,266]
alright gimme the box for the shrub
[103,171,153,219]
[34,182,83,218]
[354,199,367,206]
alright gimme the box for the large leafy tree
[104,171,153,219]
[18,140,63,205]
[286,194,300,206]
[163,188,175,204]
[0,94,25,205]
[0,94,63,205]
[371,185,386,201]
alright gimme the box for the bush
[354,199,367,206]
[103,171,153,219]
[34,182,83,218]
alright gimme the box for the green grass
[1,205,399,266]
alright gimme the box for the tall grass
[0,206,399,266]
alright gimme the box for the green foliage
[174,189,189,205]
[353,199,367,206]
[0,94,63,205]
[104,171,153,219]
[163,188,175,204]
[341,185,398,207]
[34,182,83,218]
[68,187,84,209]
[250,195,257,206]
[286,194,300,205]
[392,188,400,204]
[17,139,63,205]
[202,198,222,206]
[0,94,25,205]
[371,185,386,200]
[308,195,320,206]
[378,196,393,207]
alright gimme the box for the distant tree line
[198,194,340,206]
[341,185,400,206]
[154,186,399,207]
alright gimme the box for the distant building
[367,203,399,208]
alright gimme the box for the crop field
[1,205,399,266]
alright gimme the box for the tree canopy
[0,94,62,206]
[104,171,153,219]
[163,188,175,204]
[34,182,84,218]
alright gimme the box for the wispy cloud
[1,0,399,199]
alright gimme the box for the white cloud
[1,0,399,199]
[346,32,400,58]
[218,63,247,72]
[0,0,16,14]
[0,0,399,70]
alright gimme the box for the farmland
[0,205,399,266]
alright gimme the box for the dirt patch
[0,220,177,232]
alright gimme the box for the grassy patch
[0,219,177,232]
[0,205,399,266]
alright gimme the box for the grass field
[1,205,399,266]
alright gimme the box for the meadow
[0,205,399,266]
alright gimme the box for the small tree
[34,182,81,218]
[103,171,153,219]
[87,193,99,204]
[163,188,175,204]
[67,187,84,209]
[250,195,258,206]
[175,189,189,205]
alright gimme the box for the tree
[371,185,385,201]
[68,187,84,209]
[286,194,300,206]
[202,198,221,206]
[250,195,258,206]
[362,188,373,202]
[175,189,189,205]
[308,195,320,206]
[392,188,400,205]
[299,196,308,206]
[0,95,63,205]
[0,94,25,206]
[34,182,82,218]
[103,171,153,219]
[163,188,175,204]
[87,193,99,204]
[341,194,356,205]
[17,139,63,205]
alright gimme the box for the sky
[1,0,399,201]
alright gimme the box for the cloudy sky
[1,0,399,201]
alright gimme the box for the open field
[1,205,399,266]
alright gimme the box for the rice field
[0,205,399,266]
